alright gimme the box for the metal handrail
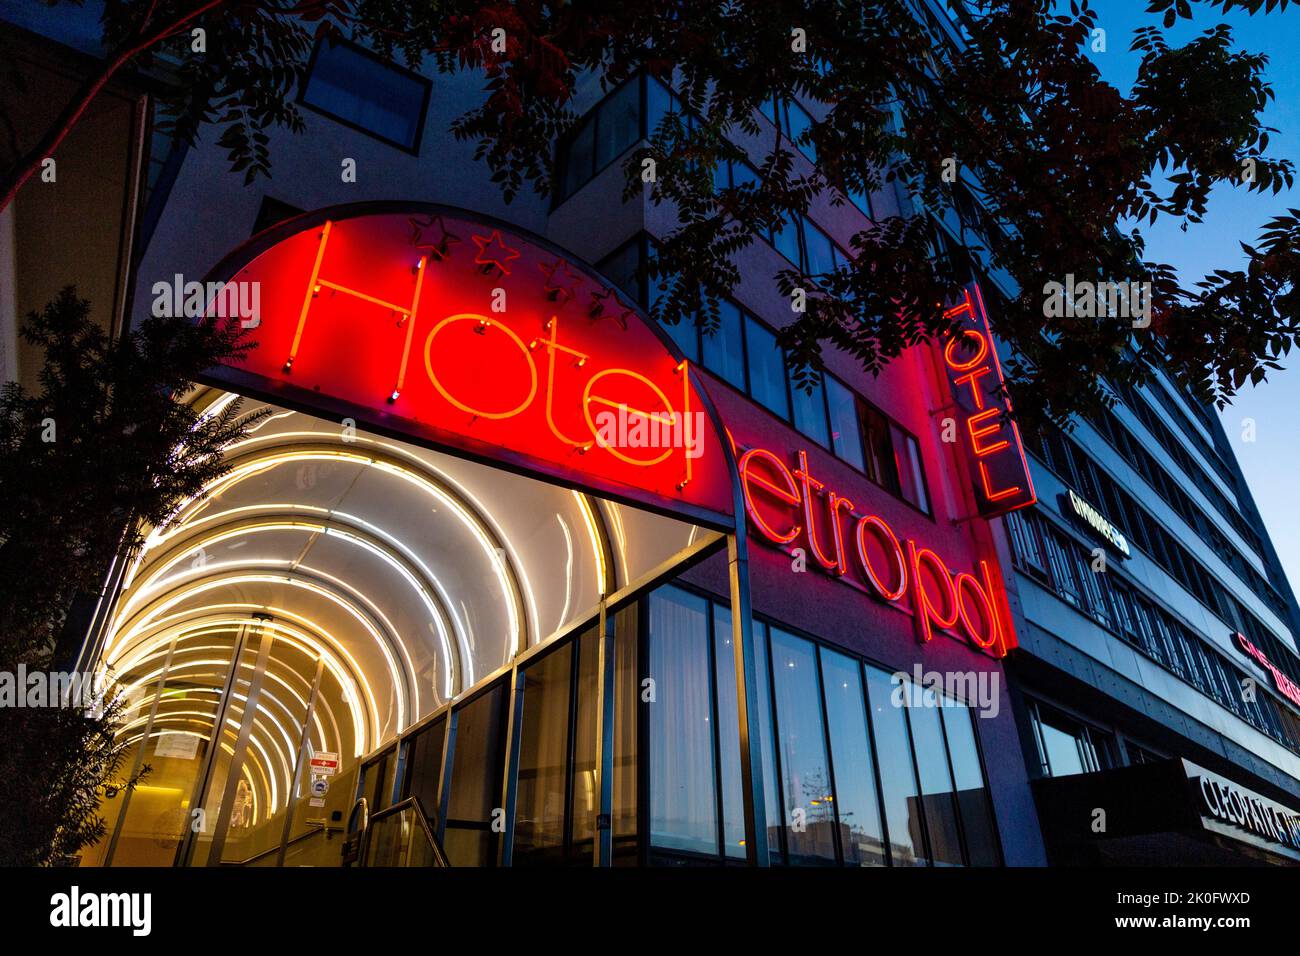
[218,820,342,867]
[359,796,449,867]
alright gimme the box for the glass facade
[1006,507,1300,754]
[339,582,1007,869]
[645,585,1001,866]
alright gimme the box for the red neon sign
[941,285,1036,517]
[738,440,1016,658]
[205,209,732,518]
[1236,632,1300,710]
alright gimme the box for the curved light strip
[555,514,574,630]
[111,630,340,754]
[113,622,366,753]
[118,521,455,701]
[127,447,522,681]
[213,427,542,653]
[127,501,472,683]
[113,574,405,731]
[572,491,607,596]
[112,608,375,753]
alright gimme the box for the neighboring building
[6,1,1300,867]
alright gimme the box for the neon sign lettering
[207,210,732,515]
[941,286,1036,517]
[738,441,1016,658]
[1062,488,1130,558]
[1235,631,1300,710]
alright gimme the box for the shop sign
[1061,488,1130,558]
[940,286,1036,517]
[202,208,732,519]
[1235,631,1300,710]
[1186,760,1300,859]
[737,441,1016,658]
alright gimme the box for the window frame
[297,36,433,154]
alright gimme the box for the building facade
[7,1,1300,867]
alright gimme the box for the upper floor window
[300,39,431,151]
[597,237,931,515]
[763,97,817,163]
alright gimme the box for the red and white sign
[940,285,1036,517]
[1235,632,1300,710]
[308,752,340,777]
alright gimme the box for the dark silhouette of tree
[0,288,264,864]
[4,1,1299,422]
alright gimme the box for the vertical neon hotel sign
[941,285,1036,518]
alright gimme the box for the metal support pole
[728,531,769,866]
[175,621,253,867]
[205,627,275,865]
[276,657,324,866]
[497,665,526,867]
[592,600,617,866]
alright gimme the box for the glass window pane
[402,716,445,822]
[786,99,817,162]
[771,217,802,266]
[701,301,746,389]
[940,702,1000,866]
[561,119,596,199]
[821,650,886,866]
[892,426,931,513]
[745,318,790,420]
[598,240,641,302]
[803,220,836,276]
[1036,714,1087,777]
[713,606,746,860]
[905,684,965,867]
[594,79,642,169]
[514,644,573,865]
[826,378,865,470]
[445,684,508,866]
[302,41,427,148]
[861,404,901,495]
[790,372,831,448]
[570,626,601,862]
[752,620,784,864]
[645,77,673,135]
[731,161,760,191]
[864,665,927,866]
[769,629,837,864]
[611,605,640,863]
[648,587,718,858]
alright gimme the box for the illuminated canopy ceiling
[104,392,705,768]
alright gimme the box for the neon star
[538,257,581,304]
[471,230,521,275]
[408,215,461,261]
[587,288,631,331]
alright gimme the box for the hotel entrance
[74,204,768,867]
[77,394,716,866]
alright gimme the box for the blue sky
[1084,1,1300,598]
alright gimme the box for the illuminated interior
[84,387,708,866]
